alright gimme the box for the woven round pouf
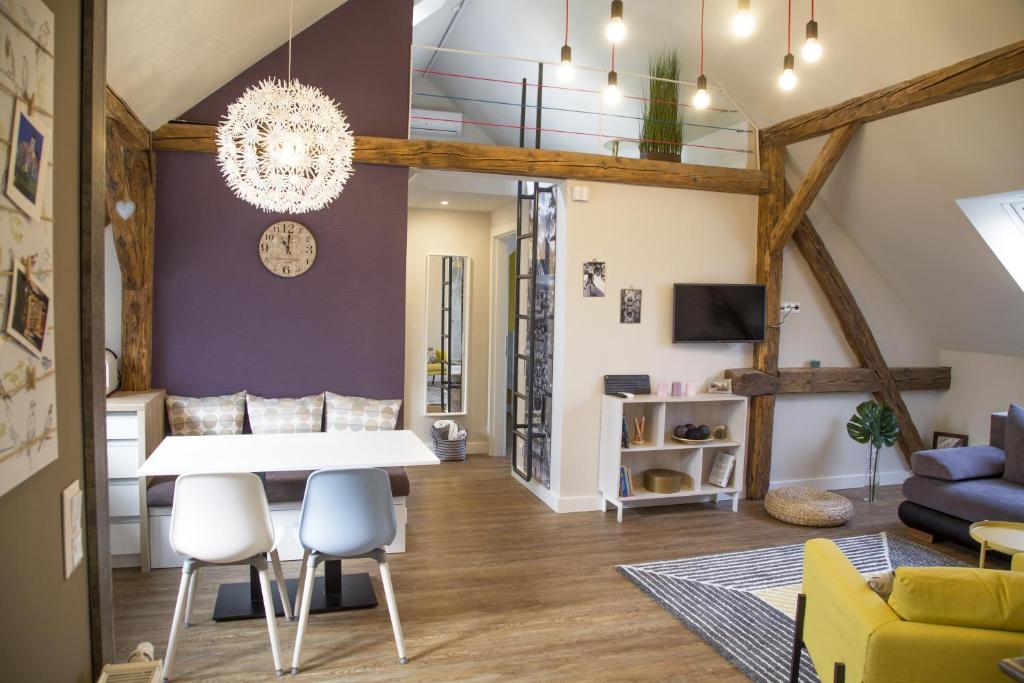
[764,486,854,527]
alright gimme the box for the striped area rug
[618,533,967,683]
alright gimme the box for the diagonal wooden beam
[151,122,771,195]
[769,123,860,252]
[745,145,785,500]
[725,367,951,397]
[105,86,150,150]
[789,204,926,460]
[762,40,1024,147]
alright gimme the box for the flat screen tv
[672,284,766,343]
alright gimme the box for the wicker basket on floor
[431,424,467,462]
[764,486,854,527]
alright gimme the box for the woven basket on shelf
[431,424,467,462]
[764,486,854,527]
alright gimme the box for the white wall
[104,225,122,357]
[405,208,492,453]
[771,195,941,489]
[549,180,943,511]
[936,349,1024,446]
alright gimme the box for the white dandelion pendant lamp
[217,0,354,214]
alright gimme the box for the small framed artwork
[708,378,733,394]
[6,259,50,357]
[5,100,51,220]
[932,431,968,449]
[620,288,641,324]
[583,260,606,297]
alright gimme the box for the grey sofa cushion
[903,475,1024,523]
[911,446,1004,481]
[1006,404,1024,485]
[992,412,1008,451]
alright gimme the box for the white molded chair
[291,468,407,674]
[163,472,293,681]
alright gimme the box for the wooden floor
[113,455,979,682]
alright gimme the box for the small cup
[671,381,683,397]
[656,381,670,397]
[685,381,698,397]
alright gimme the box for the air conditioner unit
[411,108,463,137]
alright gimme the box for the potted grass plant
[639,49,683,162]
[846,399,900,502]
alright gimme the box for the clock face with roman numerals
[259,220,316,278]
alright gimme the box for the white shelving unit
[599,393,748,522]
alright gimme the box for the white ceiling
[408,169,518,212]
[107,0,1024,356]
[107,0,348,129]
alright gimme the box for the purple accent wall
[152,0,412,402]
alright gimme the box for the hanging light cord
[564,0,569,45]
[611,44,616,70]
[811,0,815,21]
[787,0,792,52]
[287,0,294,82]
[699,0,705,73]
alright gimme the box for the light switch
[63,480,84,578]
[571,185,590,202]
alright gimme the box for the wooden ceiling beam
[152,122,771,195]
[726,367,951,397]
[790,202,927,460]
[105,86,150,150]
[768,124,860,252]
[762,39,1024,147]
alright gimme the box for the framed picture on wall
[5,259,50,357]
[583,260,606,297]
[932,431,968,449]
[5,100,51,221]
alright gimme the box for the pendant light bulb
[692,74,710,109]
[606,0,626,43]
[604,70,622,105]
[778,52,797,91]
[557,44,575,83]
[801,20,822,62]
[732,0,755,38]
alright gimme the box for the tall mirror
[425,255,469,415]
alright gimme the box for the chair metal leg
[834,662,846,683]
[291,552,319,674]
[789,593,807,683]
[269,550,293,621]
[378,561,408,664]
[184,567,199,627]
[255,562,284,677]
[163,560,195,682]
[294,548,311,609]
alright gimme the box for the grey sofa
[898,411,1023,550]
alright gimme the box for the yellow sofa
[427,349,446,382]
[792,538,1024,683]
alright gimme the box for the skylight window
[957,190,1024,294]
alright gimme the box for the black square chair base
[212,574,378,622]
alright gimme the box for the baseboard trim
[770,470,910,491]
[555,494,605,513]
[512,473,559,512]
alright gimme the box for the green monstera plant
[847,400,900,502]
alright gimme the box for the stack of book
[618,465,634,497]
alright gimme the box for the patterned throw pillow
[246,393,325,434]
[166,391,246,436]
[324,392,402,432]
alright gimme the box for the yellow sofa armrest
[889,566,1024,632]
[1013,553,1023,573]
[865,620,1024,683]
[802,539,901,683]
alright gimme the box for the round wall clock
[258,220,317,277]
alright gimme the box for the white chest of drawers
[105,390,165,571]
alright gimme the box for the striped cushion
[165,391,246,436]
[246,393,324,434]
[324,392,401,432]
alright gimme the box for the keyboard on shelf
[603,375,651,396]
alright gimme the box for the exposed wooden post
[151,122,771,196]
[769,124,860,252]
[790,209,926,459]
[105,89,155,390]
[746,144,785,500]
[761,40,1024,147]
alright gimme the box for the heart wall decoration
[114,200,136,220]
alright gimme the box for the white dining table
[140,430,439,622]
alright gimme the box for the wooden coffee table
[969,521,1024,568]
